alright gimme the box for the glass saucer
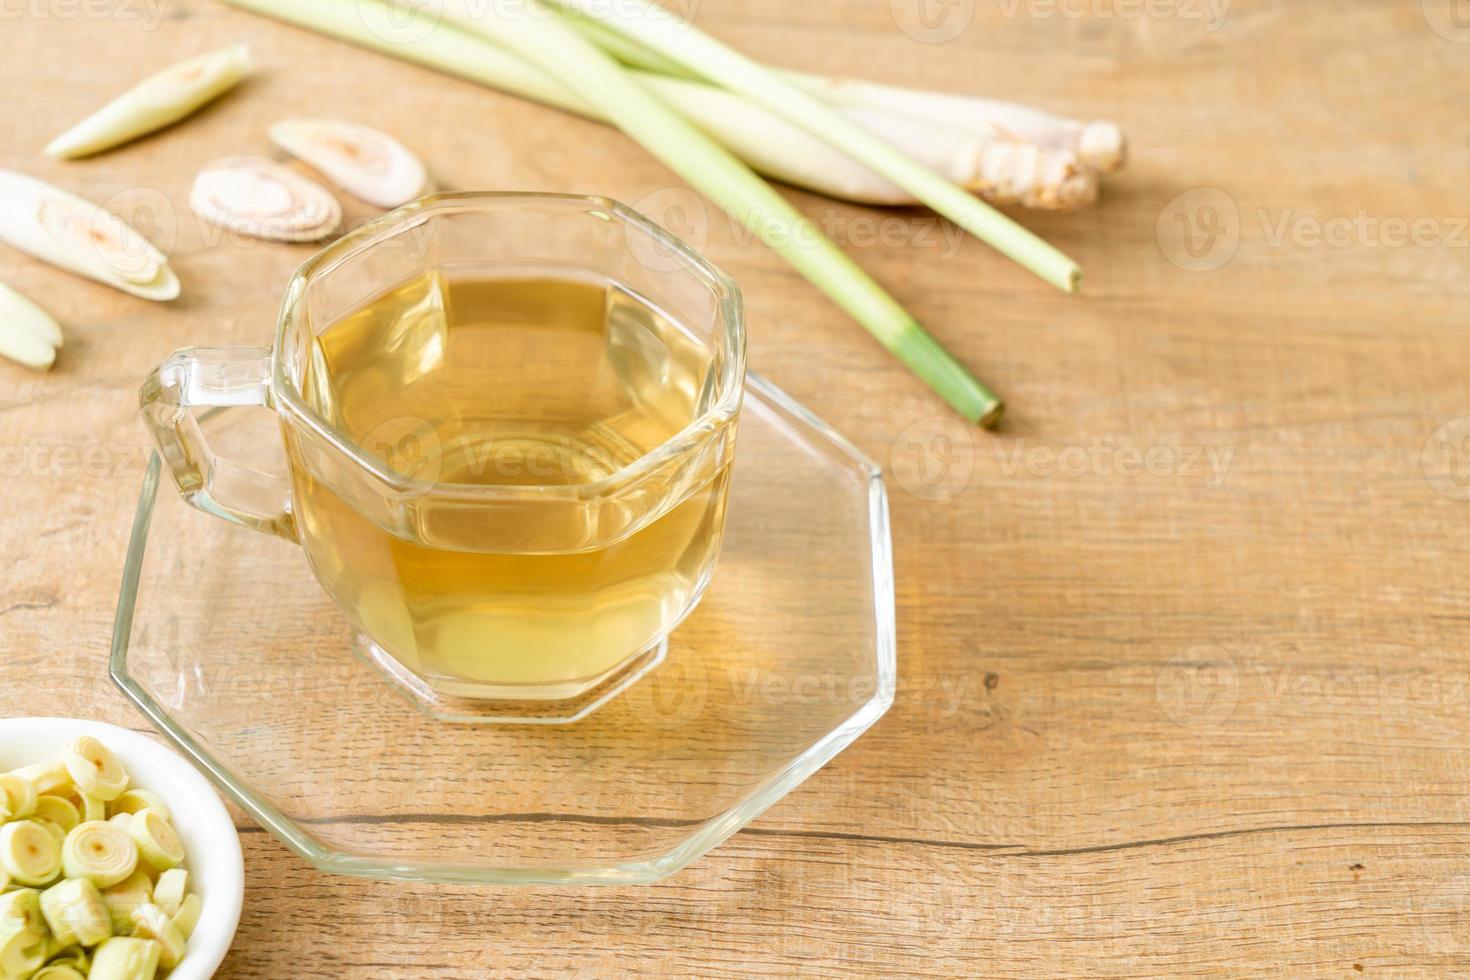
[110,373,895,885]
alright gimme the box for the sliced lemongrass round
[9,761,71,796]
[41,878,112,948]
[33,964,86,980]
[39,821,68,846]
[0,926,46,979]
[46,44,253,160]
[190,156,341,242]
[167,892,200,941]
[108,814,133,832]
[47,940,91,972]
[149,869,185,918]
[87,936,159,980]
[0,775,36,819]
[128,904,183,968]
[100,871,152,936]
[80,795,106,824]
[0,821,61,886]
[0,888,43,935]
[0,171,178,301]
[270,118,428,208]
[62,822,138,889]
[125,812,182,874]
[62,738,128,803]
[34,796,80,835]
[106,791,167,823]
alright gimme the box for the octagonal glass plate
[111,373,894,885]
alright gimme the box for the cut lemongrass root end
[190,156,342,242]
[45,44,252,159]
[270,118,430,209]
[0,738,199,976]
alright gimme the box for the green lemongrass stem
[548,0,1080,292]
[559,10,1123,174]
[218,0,1004,422]
[215,0,1028,208]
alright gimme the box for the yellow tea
[287,273,731,698]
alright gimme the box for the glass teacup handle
[139,346,297,541]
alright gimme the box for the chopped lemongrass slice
[63,739,128,803]
[270,118,429,208]
[39,822,68,846]
[41,878,112,948]
[167,893,199,941]
[0,926,47,979]
[149,870,185,919]
[36,797,81,836]
[190,157,342,242]
[46,44,252,159]
[106,792,167,823]
[0,822,61,887]
[0,171,179,301]
[0,888,43,935]
[9,762,70,796]
[100,872,151,936]
[0,775,37,819]
[33,964,86,980]
[125,812,181,874]
[128,905,183,969]
[87,936,160,980]
[62,822,138,889]
[80,796,106,824]
[107,814,132,833]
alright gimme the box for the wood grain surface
[4,0,1470,975]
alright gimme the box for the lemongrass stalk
[556,11,1124,175]
[211,0,926,206]
[221,0,1002,423]
[547,0,1079,292]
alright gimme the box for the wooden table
[5,0,1469,974]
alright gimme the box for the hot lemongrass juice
[289,273,730,698]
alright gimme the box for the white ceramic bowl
[0,718,244,979]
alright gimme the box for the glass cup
[140,193,745,712]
